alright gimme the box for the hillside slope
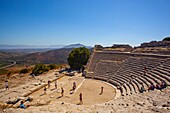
[17,48,73,64]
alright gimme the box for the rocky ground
[0,70,169,113]
[0,71,119,113]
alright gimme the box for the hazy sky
[0,0,170,47]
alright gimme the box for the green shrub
[20,68,29,74]
[32,64,46,75]
[48,64,57,70]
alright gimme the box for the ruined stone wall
[140,41,170,47]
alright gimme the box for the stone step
[147,71,170,85]
[108,79,120,86]
[126,83,132,95]
[113,75,131,83]
[127,82,134,94]
[142,75,155,85]
[122,84,128,95]
[161,62,170,68]
[137,76,149,87]
[151,70,170,82]
[145,73,160,84]
[93,76,108,82]
[158,66,170,73]
[139,76,151,86]
[110,76,126,85]
[129,81,137,93]
[154,67,170,76]
[132,79,140,93]
[118,85,125,96]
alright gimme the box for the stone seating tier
[86,51,170,96]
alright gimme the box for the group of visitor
[6,78,105,109]
[141,80,167,93]
[149,80,167,91]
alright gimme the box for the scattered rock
[26,96,33,102]
[17,97,26,100]
[34,83,40,86]
[137,102,143,106]
[162,104,170,107]
[153,101,158,106]
[162,104,167,107]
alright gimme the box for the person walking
[100,87,104,95]
[5,80,9,90]
[61,87,64,97]
[48,80,51,88]
[73,82,76,90]
[54,80,57,89]
[79,93,83,104]
[44,86,47,94]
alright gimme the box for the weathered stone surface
[29,99,51,106]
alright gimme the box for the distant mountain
[63,43,92,49]
[0,44,92,49]
[0,44,93,65]
[0,48,56,54]
[0,51,22,59]
[0,44,65,49]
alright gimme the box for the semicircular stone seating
[86,51,170,96]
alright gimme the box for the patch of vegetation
[48,64,57,70]
[32,64,49,75]
[31,63,66,75]
[20,68,29,74]
[67,47,90,70]
[0,61,11,68]
[0,69,8,75]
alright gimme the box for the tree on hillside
[163,37,170,41]
[67,47,90,70]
